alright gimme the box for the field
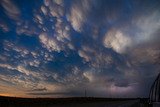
[0,96,150,107]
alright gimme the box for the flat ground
[0,96,150,107]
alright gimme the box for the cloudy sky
[0,0,160,98]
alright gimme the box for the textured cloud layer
[0,0,160,98]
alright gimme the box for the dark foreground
[0,96,150,107]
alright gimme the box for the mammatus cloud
[41,6,48,16]
[39,33,62,52]
[36,0,74,52]
[0,0,40,36]
[0,0,20,20]
[44,0,64,18]
[67,0,92,32]
[0,21,9,32]
[2,40,55,66]
[103,10,160,55]
[78,45,113,69]
[103,29,132,54]
[16,21,39,36]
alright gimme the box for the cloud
[80,68,138,97]
[0,0,20,20]
[35,14,43,24]
[103,9,160,55]
[78,50,91,62]
[0,63,66,97]
[128,44,160,65]
[133,11,160,43]
[67,0,92,32]
[0,64,15,71]
[27,90,76,96]
[0,55,7,62]
[53,0,64,6]
[2,40,54,69]
[31,87,47,92]
[41,6,48,16]
[0,79,27,97]
[104,29,132,54]
[0,21,9,32]
[119,10,160,66]
[39,33,62,52]
[17,65,35,76]
[45,0,64,18]
[108,84,134,96]
[55,21,71,42]
[16,21,39,36]
[78,45,113,69]
[83,71,95,82]
[44,0,50,7]
[33,0,74,53]
[0,63,40,77]
[39,20,72,52]
[114,79,129,87]
[3,41,29,57]
[28,60,40,67]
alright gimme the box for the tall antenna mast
[85,89,87,97]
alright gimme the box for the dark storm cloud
[0,0,160,97]
[27,90,84,97]
[31,88,47,92]
[27,92,67,96]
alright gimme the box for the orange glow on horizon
[0,93,15,97]
[0,92,30,98]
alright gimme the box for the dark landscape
[0,96,150,107]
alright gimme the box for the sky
[0,0,160,98]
